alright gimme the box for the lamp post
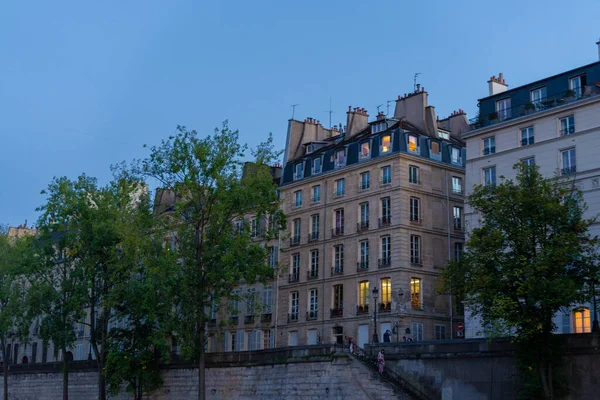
[396,289,404,342]
[372,286,379,343]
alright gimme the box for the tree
[31,176,93,400]
[442,163,597,399]
[0,227,33,400]
[130,123,285,400]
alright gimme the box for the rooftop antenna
[291,104,299,119]
[324,98,335,128]
[376,104,383,114]
[414,72,422,91]
[386,100,395,116]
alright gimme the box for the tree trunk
[62,348,69,400]
[3,342,8,400]
[198,338,205,400]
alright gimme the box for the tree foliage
[442,163,598,399]
[131,123,285,400]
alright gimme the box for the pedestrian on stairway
[377,349,385,374]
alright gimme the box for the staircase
[350,346,431,400]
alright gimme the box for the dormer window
[360,141,370,159]
[335,149,346,168]
[294,162,304,180]
[312,157,322,175]
[408,135,419,153]
[306,144,315,155]
[451,147,461,164]
[430,140,441,155]
[437,130,450,140]
[381,134,391,153]
[372,122,388,134]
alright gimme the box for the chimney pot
[421,87,425,92]
[348,106,352,112]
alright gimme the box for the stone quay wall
[0,345,409,400]
[366,333,600,400]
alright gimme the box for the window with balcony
[334,245,344,273]
[358,281,369,312]
[359,202,369,231]
[334,209,344,236]
[381,278,391,307]
[380,235,391,266]
[410,236,421,264]
[409,165,419,184]
[381,165,392,184]
[521,127,534,146]
[359,240,369,270]
[561,148,576,176]
[360,141,370,159]
[263,286,273,313]
[381,134,391,153]
[569,75,586,98]
[308,289,318,319]
[335,149,346,168]
[411,277,421,308]
[560,115,575,136]
[290,292,299,321]
[452,177,462,194]
[335,178,345,196]
[312,185,321,202]
[379,197,391,228]
[409,197,420,222]
[291,219,301,245]
[309,250,319,279]
[312,157,322,175]
[454,243,463,262]
[310,214,320,241]
[484,166,496,186]
[453,207,462,230]
[495,98,511,120]
[530,87,547,108]
[291,253,300,282]
[408,135,419,153]
[360,171,370,190]
[483,137,496,155]
[294,162,304,180]
[333,284,344,313]
[294,190,302,207]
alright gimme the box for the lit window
[408,135,418,152]
[335,149,346,168]
[410,278,421,308]
[381,134,391,153]
[359,281,369,307]
[360,141,370,159]
[573,308,591,333]
[381,278,391,304]
[333,284,343,310]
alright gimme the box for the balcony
[289,273,300,283]
[307,269,319,280]
[378,216,391,228]
[357,261,369,272]
[330,308,343,318]
[410,256,422,265]
[308,231,319,242]
[357,221,369,233]
[469,86,600,130]
[306,310,318,321]
[379,302,392,312]
[356,304,369,315]
[332,227,344,238]
[261,313,272,323]
[410,218,422,225]
[331,265,344,276]
[378,257,391,268]
[290,236,301,247]
[244,315,255,325]
[561,166,577,176]
[288,313,299,323]
[454,222,462,232]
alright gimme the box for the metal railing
[357,261,369,272]
[308,231,319,242]
[561,165,577,176]
[306,310,318,320]
[356,304,369,315]
[330,308,343,318]
[379,302,392,312]
[332,227,344,237]
[288,313,299,323]
[290,236,301,246]
[378,257,391,268]
[357,221,369,233]
[307,269,319,280]
[331,265,344,276]
[289,273,299,283]
[378,216,391,228]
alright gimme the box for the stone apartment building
[276,89,469,348]
[462,41,600,338]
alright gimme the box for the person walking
[377,349,385,374]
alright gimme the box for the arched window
[573,308,591,333]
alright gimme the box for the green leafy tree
[0,226,34,400]
[131,123,285,400]
[442,164,597,399]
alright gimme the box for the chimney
[597,38,600,61]
[488,73,508,96]
[393,90,429,133]
[345,106,369,139]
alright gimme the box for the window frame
[409,197,420,222]
[410,277,421,308]
[360,171,371,190]
[560,115,575,136]
[359,140,371,160]
[483,136,496,155]
[483,166,496,186]
[335,148,347,168]
[380,133,392,153]
[294,162,304,180]
[520,126,534,146]
[495,98,511,120]
[294,190,302,207]
[408,134,419,153]
[451,176,463,194]
[335,178,346,196]
[312,156,323,175]
[312,185,321,202]
[410,235,421,264]
[381,165,392,185]
[409,165,420,184]
[560,147,576,176]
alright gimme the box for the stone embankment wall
[0,345,410,400]
[366,333,600,400]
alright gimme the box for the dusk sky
[1,0,599,227]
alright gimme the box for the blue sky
[1,0,599,227]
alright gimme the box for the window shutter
[270,328,275,348]
[254,330,262,350]
[238,329,245,351]
[225,332,230,352]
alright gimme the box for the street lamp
[396,289,404,342]
[372,286,379,343]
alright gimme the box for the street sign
[457,322,465,332]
